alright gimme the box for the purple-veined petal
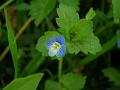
[46,38,56,49]
[56,36,65,45]
[56,44,66,57]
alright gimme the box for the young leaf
[85,8,96,20]
[4,8,18,78]
[102,67,120,86]
[61,72,86,90]
[56,4,79,30]
[59,0,80,11]
[56,4,102,55]
[29,0,56,25]
[3,73,44,90]
[36,31,60,56]
[112,0,120,22]
[56,4,79,40]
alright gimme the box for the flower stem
[58,58,63,90]
[0,0,14,11]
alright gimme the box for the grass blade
[4,8,18,78]
[0,0,14,11]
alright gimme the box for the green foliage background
[0,0,120,90]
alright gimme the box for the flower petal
[117,39,120,47]
[48,45,58,56]
[56,36,65,45]
[46,38,56,49]
[56,45,66,57]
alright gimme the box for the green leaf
[112,0,120,22]
[102,67,120,86]
[73,20,102,54]
[4,8,18,78]
[29,0,56,25]
[36,31,60,56]
[79,34,102,54]
[79,33,119,65]
[56,4,79,40]
[45,80,58,90]
[68,19,102,54]
[21,51,45,76]
[3,73,44,90]
[16,3,29,11]
[45,80,65,90]
[61,72,86,90]
[85,8,96,20]
[56,4,102,55]
[59,0,80,11]
[56,4,79,30]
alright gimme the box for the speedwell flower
[117,39,120,48]
[46,36,66,57]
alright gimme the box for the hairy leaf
[29,0,56,25]
[56,4,102,55]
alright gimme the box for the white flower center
[48,42,61,56]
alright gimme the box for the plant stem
[58,58,63,90]
[0,0,14,11]
[0,17,32,63]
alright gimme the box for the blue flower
[46,36,66,57]
[117,39,120,48]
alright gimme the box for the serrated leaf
[79,34,102,54]
[4,8,18,78]
[56,4,79,40]
[85,8,96,20]
[56,4,102,55]
[59,0,80,11]
[102,67,120,86]
[68,19,102,54]
[36,31,60,56]
[3,73,44,90]
[61,72,86,90]
[77,19,102,54]
[29,0,56,25]
[56,4,79,30]
[112,0,120,22]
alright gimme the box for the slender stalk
[58,58,63,90]
[0,17,32,62]
[0,0,14,11]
